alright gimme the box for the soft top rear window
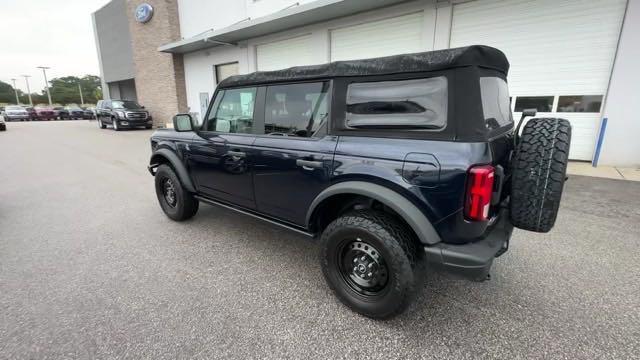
[345,77,447,130]
[480,77,513,130]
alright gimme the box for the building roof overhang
[158,0,412,54]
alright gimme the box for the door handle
[296,159,323,170]
[227,150,246,158]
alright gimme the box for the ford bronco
[148,46,571,319]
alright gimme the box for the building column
[126,0,187,127]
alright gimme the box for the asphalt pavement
[0,121,639,359]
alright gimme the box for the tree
[0,80,18,104]
[47,75,102,105]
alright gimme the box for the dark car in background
[25,107,38,120]
[2,105,30,121]
[34,106,55,120]
[83,107,96,119]
[65,106,85,120]
[53,106,69,120]
[96,99,152,131]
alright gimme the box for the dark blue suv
[148,46,571,319]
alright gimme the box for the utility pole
[10,78,19,104]
[78,83,84,105]
[21,75,33,106]
[37,66,53,105]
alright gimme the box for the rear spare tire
[510,118,571,232]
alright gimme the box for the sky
[0,0,110,93]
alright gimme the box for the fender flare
[306,181,441,245]
[149,148,196,193]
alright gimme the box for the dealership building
[92,0,639,166]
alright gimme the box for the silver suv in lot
[2,105,30,121]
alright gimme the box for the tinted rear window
[346,77,447,130]
[480,77,513,130]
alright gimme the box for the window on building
[206,87,257,133]
[346,77,447,129]
[264,82,330,137]
[215,62,239,84]
[557,95,603,113]
[480,77,513,130]
[514,96,554,112]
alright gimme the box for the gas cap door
[402,153,440,188]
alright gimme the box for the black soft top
[219,45,509,88]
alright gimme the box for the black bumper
[424,208,513,281]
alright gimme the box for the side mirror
[521,108,537,118]
[173,113,193,132]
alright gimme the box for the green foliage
[1,76,102,106]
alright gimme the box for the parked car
[65,106,85,120]
[96,99,152,130]
[34,106,55,120]
[53,106,69,120]
[2,105,30,121]
[83,107,96,119]
[0,114,6,131]
[146,46,572,319]
[24,107,38,120]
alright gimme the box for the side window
[206,87,257,133]
[264,82,330,137]
[103,100,111,109]
[346,77,447,130]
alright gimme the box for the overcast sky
[0,0,110,92]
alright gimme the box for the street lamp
[78,82,84,105]
[37,66,53,105]
[21,75,33,106]
[10,78,19,104]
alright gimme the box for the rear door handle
[296,159,323,170]
[227,151,246,158]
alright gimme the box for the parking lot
[0,121,638,359]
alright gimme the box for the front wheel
[154,164,199,221]
[112,118,120,131]
[320,210,421,319]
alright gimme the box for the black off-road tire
[154,164,199,221]
[320,210,420,319]
[510,118,571,232]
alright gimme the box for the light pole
[78,83,84,105]
[21,75,33,106]
[10,78,19,104]
[37,66,53,105]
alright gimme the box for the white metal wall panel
[257,34,314,71]
[451,0,626,160]
[330,12,424,61]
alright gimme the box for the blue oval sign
[135,3,154,23]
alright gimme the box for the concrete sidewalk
[568,161,640,181]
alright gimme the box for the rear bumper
[424,207,513,281]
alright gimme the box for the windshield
[112,100,141,109]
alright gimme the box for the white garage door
[451,0,626,160]
[257,34,314,71]
[330,12,425,61]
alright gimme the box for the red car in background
[34,106,55,120]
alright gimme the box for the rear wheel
[320,210,420,319]
[510,118,571,232]
[98,118,106,129]
[154,164,199,221]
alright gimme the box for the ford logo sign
[135,3,154,23]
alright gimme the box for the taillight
[464,165,495,221]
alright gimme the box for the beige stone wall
[126,0,187,127]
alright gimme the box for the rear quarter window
[345,77,448,130]
[480,77,513,130]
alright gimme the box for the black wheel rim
[338,239,389,296]
[162,178,177,207]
